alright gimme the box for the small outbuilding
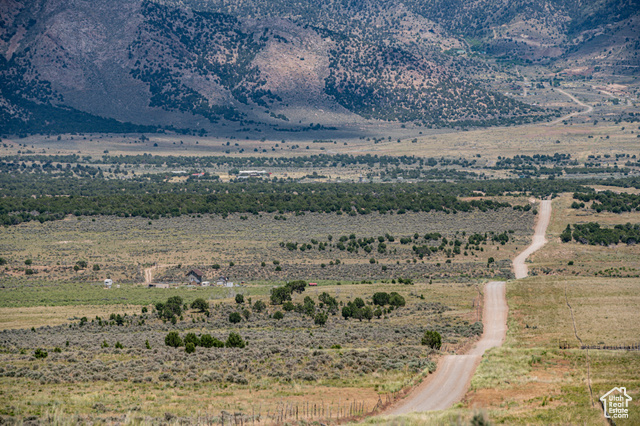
[216,276,234,287]
[237,170,270,179]
[148,283,170,289]
[104,279,113,288]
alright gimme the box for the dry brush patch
[0,208,534,284]
[0,305,141,330]
[0,281,483,423]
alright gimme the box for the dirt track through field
[144,264,176,284]
[513,199,552,279]
[144,265,155,284]
[386,200,552,414]
[546,89,593,125]
[387,280,507,414]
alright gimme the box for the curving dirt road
[386,200,552,414]
[513,199,552,279]
[546,89,593,126]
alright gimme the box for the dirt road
[546,89,593,126]
[144,265,156,284]
[386,200,551,414]
[388,281,507,414]
[513,199,552,279]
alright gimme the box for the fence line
[211,389,408,425]
[581,343,640,351]
[560,340,640,351]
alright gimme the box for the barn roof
[187,268,203,277]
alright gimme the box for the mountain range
[1,0,637,134]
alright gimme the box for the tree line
[0,182,512,226]
[573,191,640,214]
[560,222,640,246]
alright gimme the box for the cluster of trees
[573,191,640,214]
[281,229,508,261]
[492,231,511,245]
[372,291,406,307]
[494,154,573,168]
[1,165,602,200]
[85,313,143,328]
[564,167,630,176]
[341,298,374,321]
[491,154,634,178]
[318,292,339,312]
[377,167,476,181]
[34,348,48,359]
[225,297,269,323]
[267,286,409,325]
[11,163,640,228]
[190,298,210,315]
[412,231,505,259]
[272,291,337,325]
[155,296,186,323]
[6,152,502,174]
[0,159,104,179]
[270,280,307,305]
[281,295,331,325]
[165,331,246,353]
[341,292,405,321]
[560,222,640,246]
[285,233,398,255]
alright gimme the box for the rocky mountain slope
[0,0,636,134]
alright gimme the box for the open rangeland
[0,280,482,424]
[532,191,640,278]
[3,186,640,424]
[0,207,535,287]
[0,204,535,423]
[3,117,639,164]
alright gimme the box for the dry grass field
[462,275,640,425]
[3,117,638,162]
[0,305,142,330]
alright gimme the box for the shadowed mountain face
[0,0,636,134]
